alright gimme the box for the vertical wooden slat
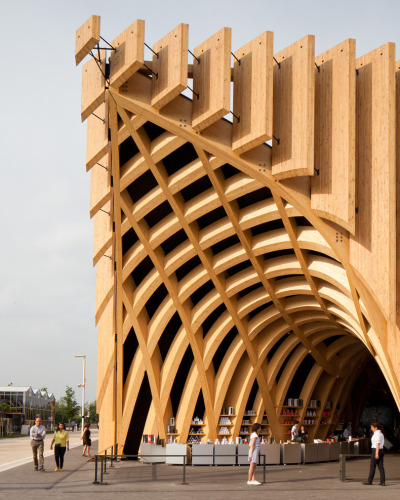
[81,51,106,122]
[232,31,273,154]
[93,201,112,265]
[394,61,400,381]
[192,28,231,131]
[86,102,108,171]
[350,43,396,326]
[311,39,356,233]
[109,20,145,88]
[151,24,189,110]
[75,15,100,65]
[90,155,111,218]
[272,35,315,179]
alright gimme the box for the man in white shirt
[291,422,301,442]
[363,422,385,486]
[30,417,46,471]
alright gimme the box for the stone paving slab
[0,429,98,472]
[0,443,399,499]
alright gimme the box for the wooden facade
[76,17,400,453]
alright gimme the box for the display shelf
[190,423,206,426]
[282,406,302,408]
[188,433,205,436]
[217,423,234,426]
[217,433,232,436]
[219,414,237,417]
[166,433,180,436]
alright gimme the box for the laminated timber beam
[76,17,400,453]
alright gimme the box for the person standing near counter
[247,423,262,485]
[291,421,301,442]
[30,417,46,471]
[363,422,385,486]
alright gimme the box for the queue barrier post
[93,455,99,484]
[100,456,104,484]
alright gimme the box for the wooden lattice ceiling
[76,16,400,453]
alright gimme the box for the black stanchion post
[182,455,187,484]
[339,454,346,482]
[115,443,118,462]
[93,455,99,484]
[104,449,107,473]
[100,456,104,485]
[110,445,114,467]
[263,454,266,484]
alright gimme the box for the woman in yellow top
[50,423,69,471]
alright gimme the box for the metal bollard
[110,445,114,468]
[339,454,346,482]
[263,454,266,483]
[182,455,188,484]
[100,456,104,484]
[115,443,118,462]
[104,449,107,473]
[93,455,99,484]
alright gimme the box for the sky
[1,0,400,404]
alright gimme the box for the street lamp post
[74,355,86,432]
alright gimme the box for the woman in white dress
[247,423,262,485]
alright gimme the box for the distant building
[0,386,55,434]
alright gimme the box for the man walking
[30,417,46,471]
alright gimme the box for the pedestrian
[363,422,385,486]
[343,421,352,439]
[50,422,69,471]
[81,421,91,457]
[247,423,262,485]
[30,416,46,471]
[299,425,308,443]
[291,421,301,442]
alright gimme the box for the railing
[339,453,370,482]
[94,443,118,482]
[93,453,267,485]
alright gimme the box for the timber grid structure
[76,15,400,455]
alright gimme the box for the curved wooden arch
[78,19,400,452]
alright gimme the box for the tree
[55,386,80,427]
[40,387,48,392]
[87,401,99,424]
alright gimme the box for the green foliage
[55,386,80,423]
[40,387,48,392]
[87,401,99,424]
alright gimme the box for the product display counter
[139,443,165,463]
[141,439,367,466]
[281,443,302,464]
[237,443,250,465]
[329,441,341,461]
[317,443,330,462]
[301,443,318,463]
[165,443,190,465]
[260,443,281,465]
[191,443,214,465]
[214,443,236,465]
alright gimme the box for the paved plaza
[0,433,399,499]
